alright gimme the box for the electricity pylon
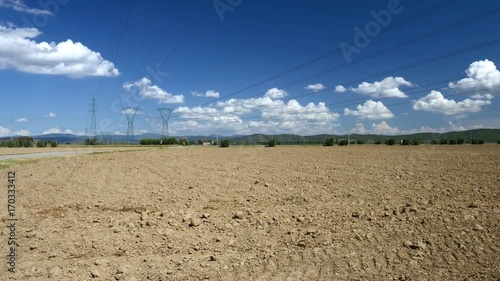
[90,97,97,138]
[157,107,173,138]
[122,107,140,144]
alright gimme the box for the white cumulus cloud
[349,76,413,98]
[0,24,120,78]
[305,83,326,92]
[121,108,143,115]
[43,112,56,118]
[14,129,30,136]
[14,117,28,123]
[412,90,491,116]
[371,121,400,135]
[449,59,500,95]
[344,100,394,120]
[335,85,346,93]
[192,90,220,98]
[42,127,73,134]
[264,88,288,99]
[123,77,184,104]
[0,0,51,15]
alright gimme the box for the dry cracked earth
[0,145,499,280]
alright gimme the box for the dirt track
[1,145,499,280]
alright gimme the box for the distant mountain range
[1,129,499,144]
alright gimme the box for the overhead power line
[205,0,459,105]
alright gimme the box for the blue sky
[0,0,499,137]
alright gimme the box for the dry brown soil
[1,145,499,280]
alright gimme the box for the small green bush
[401,139,410,146]
[430,139,438,145]
[356,139,365,145]
[50,141,58,147]
[449,139,457,145]
[457,138,465,145]
[386,139,396,146]
[411,138,420,145]
[267,138,277,147]
[85,137,99,145]
[22,140,33,147]
[337,139,349,146]
[439,138,448,145]
[497,140,500,144]
[324,138,335,146]
[374,140,382,145]
[220,140,230,147]
[471,139,484,145]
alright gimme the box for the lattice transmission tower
[157,107,173,138]
[90,97,97,138]
[122,107,140,144]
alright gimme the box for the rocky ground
[0,145,499,280]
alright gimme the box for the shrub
[337,139,349,146]
[178,138,189,146]
[220,140,230,147]
[411,138,420,145]
[401,139,410,146]
[36,140,47,147]
[471,139,484,144]
[430,139,438,145]
[439,138,448,145]
[267,138,277,147]
[163,137,178,145]
[324,138,335,146]
[498,140,500,144]
[22,140,33,148]
[386,139,396,146]
[449,139,457,145]
[85,137,98,145]
[374,140,382,145]
[356,139,365,145]
[7,140,15,148]
[457,137,465,145]
[50,141,58,147]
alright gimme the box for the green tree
[267,138,277,147]
[430,139,438,145]
[374,139,382,145]
[50,141,58,147]
[457,137,465,145]
[449,139,457,145]
[220,139,230,147]
[439,138,448,145]
[324,138,335,146]
[386,139,396,145]
[337,139,349,146]
[411,138,420,145]
[22,140,33,147]
[85,137,98,145]
[356,139,365,145]
[401,139,410,145]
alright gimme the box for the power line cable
[205,0,459,105]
